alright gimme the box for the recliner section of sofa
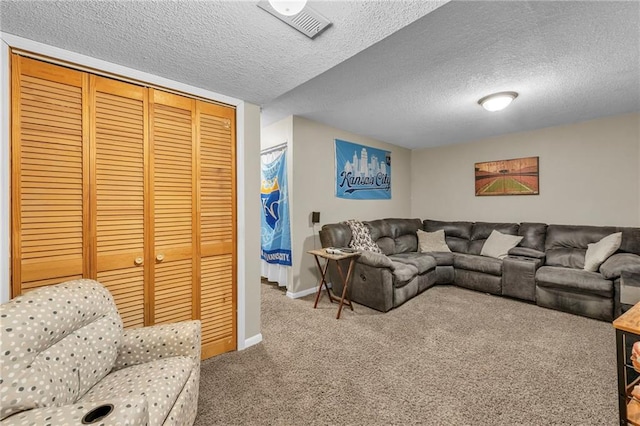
[319,218,437,312]
[319,218,640,321]
[535,224,640,321]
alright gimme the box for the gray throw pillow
[480,230,523,260]
[417,229,451,253]
[584,232,622,272]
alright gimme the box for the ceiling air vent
[257,1,332,39]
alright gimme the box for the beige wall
[241,102,262,342]
[291,116,413,294]
[411,113,640,227]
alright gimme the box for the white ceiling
[1,1,639,149]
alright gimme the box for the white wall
[290,116,413,295]
[0,34,263,349]
[411,113,640,227]
[239,103,262,345]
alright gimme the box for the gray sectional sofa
[319,218,640,321]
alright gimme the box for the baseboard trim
[286,283,331,299]
[243,333,263,349]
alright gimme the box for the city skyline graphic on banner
[335,139,391,200]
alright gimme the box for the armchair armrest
[1,397,148,426]
[356,251,395,270]
[508,247,546,260]
[114,320,201,371]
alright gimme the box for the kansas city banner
[261,149,292,266]
[335,139,391,199]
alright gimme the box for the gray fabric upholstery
[320,219,434,311]
[393,277,420,308]
[536,285,613,321]
[357,251,395,269]
[518,222,547,252]
[423,220,473,253]
[389,252,437,274]
[536,266,612,297]
[391,262,419,287]
[469,222,519,255]
[319,223,351,248]
[453,253,502,276]
[502,257,542,301]
[321,218,639,322]
[454,269,501,295]
[417,270,438,293]
[435,266,455,284]
[428,251,454,266]
[618,226,640,255]
[508,247,546,260]
[545,225,617,269]
[600,253,640,279]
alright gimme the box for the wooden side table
[613,301,640,425]
[308,248,360,319]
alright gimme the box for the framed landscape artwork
[475,156,539,196]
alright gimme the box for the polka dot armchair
[0,279,201,426]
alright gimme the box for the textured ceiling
[1,1,639,149]
[264,1,640,148]
[0,0,446,106]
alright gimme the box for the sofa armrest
[508,247,546,260]
[601,253,640,280]
[1,397,148,426]
[356,251,395,270]
[114,320,201,370]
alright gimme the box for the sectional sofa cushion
[423,220,473,253]
[545,225,618,269]
[391,262,419,287]
[536,266,613,297]
[600,253,640,279]
[357,250,395,269]
[480,230,524,259]
[469,222,520,255]
[518,222,548,252]
[389,252,437,274]
[417,229,451,253]
[584,232,622,272]
[453,253,503,276]
[428,251,454,266]
[366,218,422,255]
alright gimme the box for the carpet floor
[195,283,617,425]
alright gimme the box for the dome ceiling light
[478,91,519,112]
[258,0,331,39]
[268,0,307,16]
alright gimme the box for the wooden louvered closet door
[197,101,237,358]
[149,90,197,325]
[91,76,148,328]
[11,56,89,294]
[11,56,237,359]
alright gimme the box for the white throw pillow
[584,232,622,272]
[480,230,523,259]
[417,229,451,253]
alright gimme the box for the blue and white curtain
[260,146,291,287]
